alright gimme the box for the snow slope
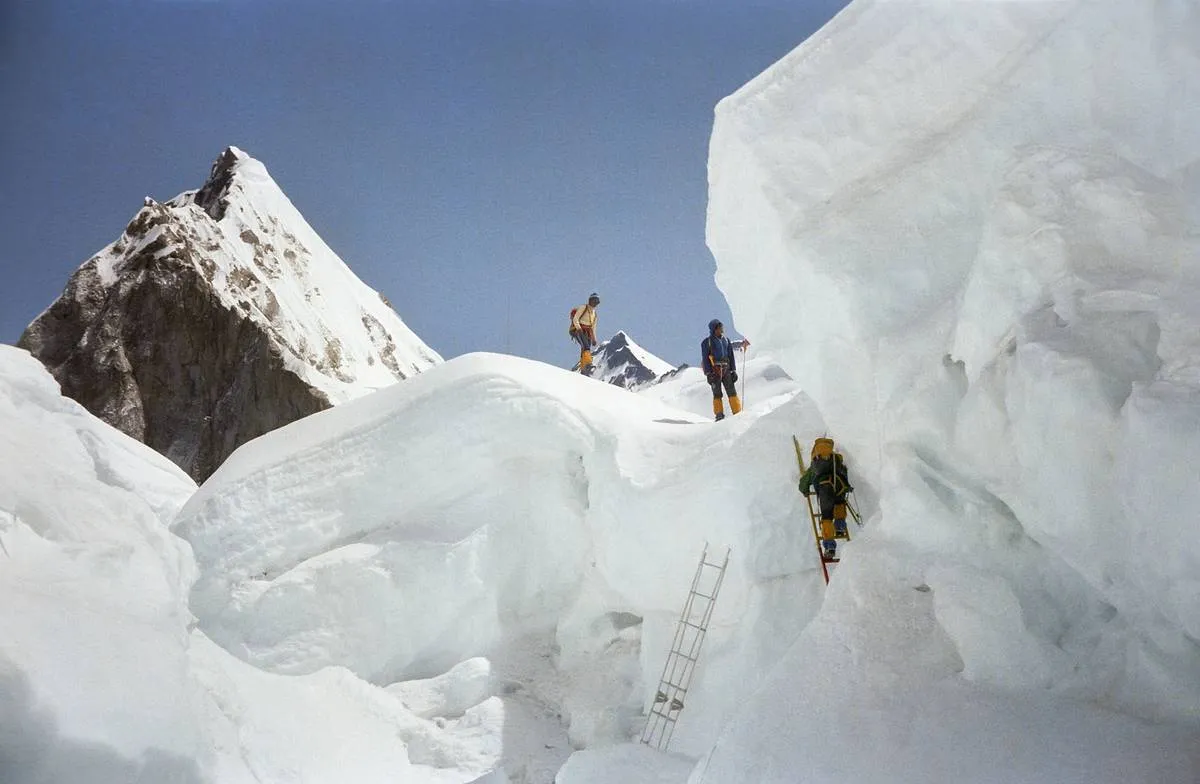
[703,0,1200,780]
[7,328,1197,783]
[172,351,830,764]
[0,346,202,779]
[172,345,1198,782]
[638,348,798,421]
[0,345,566,783]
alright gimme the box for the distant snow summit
[581,330,681,389]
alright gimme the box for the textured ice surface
[702,0,1200,779]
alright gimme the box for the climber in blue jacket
[701,319,743,421]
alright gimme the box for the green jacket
[799,454,852,497]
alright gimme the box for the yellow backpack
[811,438,850,494]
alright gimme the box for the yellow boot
[712,398,725,421]
[580,350,593,373]
[729,395,742,415]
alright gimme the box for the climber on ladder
[798,437,855,561]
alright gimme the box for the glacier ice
[702,0,1200,779]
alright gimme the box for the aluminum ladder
[641,543,730,751]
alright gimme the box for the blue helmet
[708,319,723,332]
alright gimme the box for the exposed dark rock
[649,363,690,386]
[19,239,330,482]
[193,147,241,220]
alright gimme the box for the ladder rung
[666,651,697,663]
[690,592,715,601]
[681,620,706,631]
[701,561,725,569]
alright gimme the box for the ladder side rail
[811,489,837,582]
[675,641,703,700]
[652,549,707,701]
[661,650,691,706]
[666,623,703,703]
[644,696,677,746]
[663,714,680,750]
[694,552,728,633]
[703,554,729,619]
[649,707,678,749]
[641,709,664,746]
[643,545,732,752]
[663,681,690,750]
[682,601,712,675]
[661,668,695,710]
[654,617,690,706]
[690,544,709,592]
[673,548,728,705]
[641,716,660,746]
[797,435,834,584]
[643,547,709,746]
[681,612,709,672]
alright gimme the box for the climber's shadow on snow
[0,658,206,784]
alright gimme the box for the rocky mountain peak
[19,147,441,481]
[584,331,678,389]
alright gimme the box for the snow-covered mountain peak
[585,330,678,389]
[179,146,443,395]
[88,146,441,398]
[20,146,442,480]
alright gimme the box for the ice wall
[705,0,1200,777]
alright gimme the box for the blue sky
[0,0,847,368]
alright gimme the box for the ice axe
[847,496,863,527]
[738,338,750,404]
